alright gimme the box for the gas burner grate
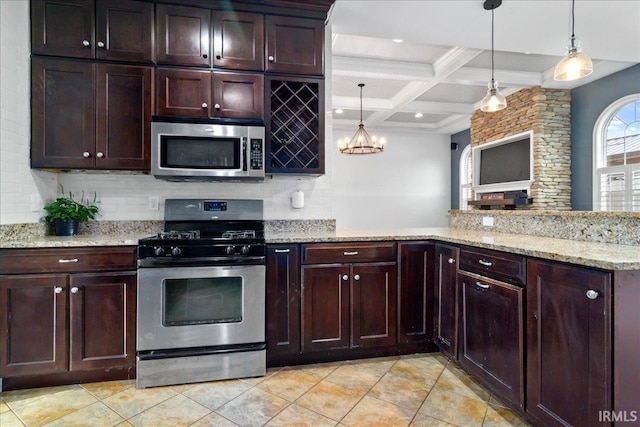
[221,230,256,239]
[158,230,201,240]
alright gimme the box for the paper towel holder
[292,190,304,209]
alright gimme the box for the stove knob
[154,247,165,256]
[171,246,182,256]
[241,245,250,255]
[225,245,235,255]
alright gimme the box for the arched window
[459,145,472,210]
[593,94,640,211]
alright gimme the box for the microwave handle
[242,137,247,171]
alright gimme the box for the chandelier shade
[554,0,593,81]
[479,0,507,113]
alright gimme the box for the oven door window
[163,277,242,326]
[161,136,241,169]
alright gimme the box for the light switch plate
[30,194,42,212]
[149,196,159,211]
[482,216,494,227]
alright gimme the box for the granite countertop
[1,227,638,271]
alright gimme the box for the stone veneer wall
[470,87,572,210]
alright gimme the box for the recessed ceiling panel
[332,74,407,99]
[332,34,451,64]
[465,50,562,73]
[333,109,376,122]
[416,83,489,104]
[388,112,448,124]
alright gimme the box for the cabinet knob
[214,103,221,110]
[215,52,221,60]
[96,152,104,158]
[83,151,91,158]
[447,258,456,264]
[54,287,63,294]
[586,290,599,300]
[203,53,208,59]
[82,40,90,47]
[97,41,105,48]
[201,103,208,109]
[354,274,360,281]
[342,275,348,281]
[71,287,79,294]
[268,55,275,62]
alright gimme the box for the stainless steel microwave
[151,121,265,181]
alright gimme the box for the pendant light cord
[358,83,364,124]
[571,0,575,38]
[490,6,495,82]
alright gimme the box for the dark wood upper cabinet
[212,72,264,120]
[95,0,154,62]
[458,272,524,408]
[265,15,323,75]
[31,57,94,169]
[156,68,211,117]
[156,4,211,67]
[433,243,459,360]
[213,11,264,71]
[526,259,611,427]
[266,245,300,364]
[398,242,434,344]
[0,275,68,377]
[69,272,136,371]
[95,64,152,170]
[31,0,95,58]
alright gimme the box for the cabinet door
[156,68,211,118]
[266,77,325,174]
[0,275,68,377]
[31,0,94,58]
[69,272,136,371]
[212,72,264,120]
[156,4,211,67]
[433,243,459,359]
[351,263,397,348]
[527,259,611,427]
[265,16,323,75]
[398,242,434,344]
[95,0,154,62]
[213,11,264,71]
[301,265,350,352]
[31,58,95,169]
[95,64,152,170]
[459,273,524,408]
[266,245,300,363]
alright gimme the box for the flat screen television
[472,130,534,196]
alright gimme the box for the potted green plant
[43,187,100,236]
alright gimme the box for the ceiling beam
[332,55,435,81]
[444,67,542,87]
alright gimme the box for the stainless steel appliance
[136,199,266,388]
[151,121,265,181]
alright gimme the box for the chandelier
[338,83,385,154]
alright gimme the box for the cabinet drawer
[302,242,396,264]
[459,246,526,285]
[0,247,136,274]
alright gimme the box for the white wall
[0,0,57,225]
[0,9,451,229]
[331,130,451,229]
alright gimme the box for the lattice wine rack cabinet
[266,77,325,174]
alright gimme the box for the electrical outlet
[482,216,494,227]
[148,196,160,211]
[30,194,42,212]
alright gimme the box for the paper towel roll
[292,190,304,209]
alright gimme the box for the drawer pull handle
[342,275,349,281]
[476,282,490,289]
[447,258,456,264]
[71,287,79,294]
[586,290,599,300]
[54,287,63,294]
[58,258,79,263]
[343,251,359,256]
[274,249,290,253]
[478,259,493,267]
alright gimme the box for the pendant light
[338,83,385,154]
[480,0,507,113]
[553,0,593,81]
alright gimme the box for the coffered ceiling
[327,0,640,135]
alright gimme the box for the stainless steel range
[136,199,266,388]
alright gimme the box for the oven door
[137,264,265,352]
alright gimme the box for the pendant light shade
[554,0,593,81]
[479,0,507,113]
[338,83,385,155]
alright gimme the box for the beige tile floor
[0,353,531,427]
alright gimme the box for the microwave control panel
[250,139,263,170]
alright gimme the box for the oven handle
[138,256,265,268]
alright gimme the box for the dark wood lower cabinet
[398,242,434,344]
[433,243,459,359]
[526,259,611,427]
[458,272,524,408]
